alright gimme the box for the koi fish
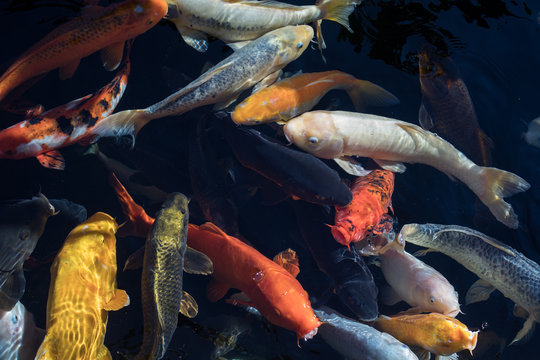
[399,223,540,345]
[374,313,478,358]
[189,224,321,341]
[0,194,55,311]
[166,0,359,52]
[0,301,45,360]
[292,201,378,321]
[135,193,210,360]
[0,0,167,102]
[0,44,131,170]
[418,49,493,166]
[35,212,130,360]
[379,247,460,317]
[91,25,313,142]
[283,110,530,229]
[314,306,419,360]
[331,170,394,248]
[222,125,352,206]
[109,174,320,341]
[232,70,398,125]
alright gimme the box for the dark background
[0,0,539,359]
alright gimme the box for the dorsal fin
[200,222,229,238]
[435,228,515,256]
[273,249,300,277]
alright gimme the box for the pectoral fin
[418,100,434,130]
[334,156,373,176]
[183,247,213,275]
[36,151,66,170]
[213,93,241,110]
[103,289,130,311]
[226,40,252,51]
[123,246,145,271]
[509,315,536,345]
[176,26,209,52]
[513,304,529,319]
[374,159,406,173]
[465,278,495,305]
[207,278,230,302]
[95,344,112,360]
[101,41,125,71]
[180,291,198,318]
[252,70,282,94]
[413,248,437,257]
[59,58,80,80]
[273,249,300,277]
[380,285,402,306]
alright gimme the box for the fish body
[167,0,358,51]
[93,25,313,141]
[223,126,352,206]
[374,313,478,356]
[379,249,460,317]
[0,49,131,170]
[291,201,378,321]
[418,50,492,166]
[232,70,398,125]
[35,212,130,360]
[331,170,394,247]
[187,222,321,340]
[0,194,55,311]
[0,0,166,102]
[283,110,530,228]
[0,301,45,360]
[314,307,419,360]
[524,117,540,148]
[399,223,540,344]
[135,193,189,360]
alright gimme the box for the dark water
[0,0,539,359]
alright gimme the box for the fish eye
[297,42,303,48]
[430,296,436,303]
[308,136,318,144]
[11,314,18,324]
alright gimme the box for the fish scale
[400,223,540,343]
[136,193,189,360]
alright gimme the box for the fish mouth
[330,225,352,247]
[302,327,318,341]
[446,308,461,318]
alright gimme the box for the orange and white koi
[374,313,478,358]
[331,170,394,248]
[0,0,166,102]
[0,45,131,170]
[109,174,321,341]
[232,70,398,125]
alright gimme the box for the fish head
[284,112,344,158]
[254,268,321,340]
[415,274,461,317]
[0,301,24,349]
[418,49,457,97]
[398,223,436,248]
[231,92,279,125]
[270,25,314,67]
[120,0,168,34]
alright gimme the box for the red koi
[109,174,321,341]
[0,43,131,170]
[331,169,395,247]
[0,0,167,102]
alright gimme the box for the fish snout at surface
[274,25,314,64]
[284,112,343,158]
[125,0,168,29]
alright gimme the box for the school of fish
[0,0,537,359]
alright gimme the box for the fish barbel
[135,193,191,360]
[283,110,530,228]
[399,223,540,345]
[91,25,313,141]
[166,0,359,52]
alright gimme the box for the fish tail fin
[316,0,360,33]
[90,109,151,148]
[346,79,400,111]
[109,173,153,238]
[476,167,530,228]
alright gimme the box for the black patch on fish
[111,79,121,97]
[28,117,42,125]
[99,100,110,111]
[56,116,73,136]
[79,109,98,127]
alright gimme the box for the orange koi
[374,313,478,357]
[231,70,398,125]
[0,0,167,102]
[0,43,131,170]
[109,174,321,341]
[331,170,394,247]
